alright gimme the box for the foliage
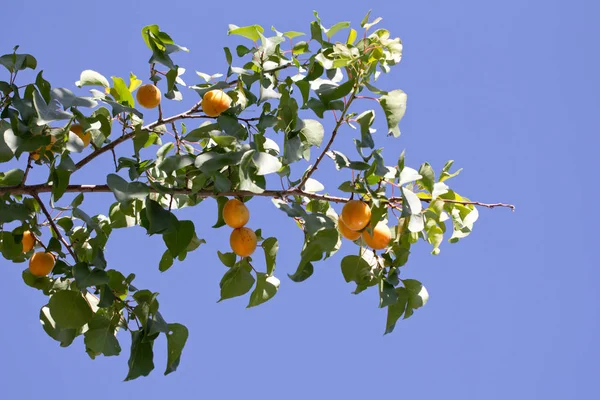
[0,11,511,380]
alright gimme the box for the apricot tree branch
[0,183,515,210]
[296,91,358,190]
[32,193,78,261]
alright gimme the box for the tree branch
[297,91,358,189]
[0,183,514,210]
[32,193,78,261]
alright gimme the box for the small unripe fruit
[22,231,35,253]
[202,89,232,117]
[222,199,250,228]
[70,124,91,147]
[362,222,392,250]
[230,227,257,257]
[341,200,372,231]
[29,252,55,277]
[338,218,361,241]
[136,84,162,109]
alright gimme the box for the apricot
[338,218,361,241]
[30,136,57,161]
[223,199,250,228]
[230,227,257,257]
[362,222,392,250]
[340,200,372,231]
[136,84,162,109]
[22,231,35,253]
[202,89,232,117]
[29,251,55,277]
[70,124,91,147]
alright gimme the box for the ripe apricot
[223,199,250,228]
[136,84,162,109]
[29,251,55,277]
[202,89,232,117]
[30,136,57,161]
[340,200,372,231]
[70,124,91,147]
[230,227,257,257]
[362,222,392,250]
[338,218,361,241]
[22,231,35,253]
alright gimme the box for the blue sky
[0,0,597,398]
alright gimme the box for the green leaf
[84,314,121,356]
[418,162,435,193]
[262,238,278,275]
[213,197,229,228]
[33,91,73,125]
[0,168,24,187]
[379,90,407,137]
[293,41,310,55]
[248,273,280,308]
[0,52,37,73]
[379,281,399,308]
[314,78,355,105]
[75,70,110,88]
[145,198,174,235]
[219,264,255,301]
[347,29,357,45]
[111,76,135,107]
[40,306,78,347]
[340,255,371,283]
[218,251,237,268]
[165,323,189,375]
[251,152,281,175]
[325,21,350,38]
[356,110,375,148]
[159,250,174,272]
[163,220,195,257]
[361,10,372,28]
[124,330,155,381]
[48,290,93,330]
[403,279,429,310]
[401,187,422,215]
[399,167,422,185]
[288,262,313,282]
[384,288,409,334]
[158,155,194,174]
[298,119,324,147]
[73,263,109,289]
[282,31,305,39]
[106,174,150,204]
[228,24,265,42]
[439,160,462,182]
[303,178,324,193]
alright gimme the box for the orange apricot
[230,227,257,257]
[30,136,57,161]
[338,218,361,241]
[136,84,162,109]
[362,222,392,250]
[340,200,372,231]
[202,89,232,117]
[22,231,35,253]
[70,124,91,147]
[223,199,250,228]
[29,251,55,277]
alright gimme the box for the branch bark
[0,183,515,210]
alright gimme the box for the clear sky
[0,0,597,398]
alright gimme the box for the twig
[297,91,358,189]
[0,183,515,210]
[20,158,33,186]
[32,193,78,261]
